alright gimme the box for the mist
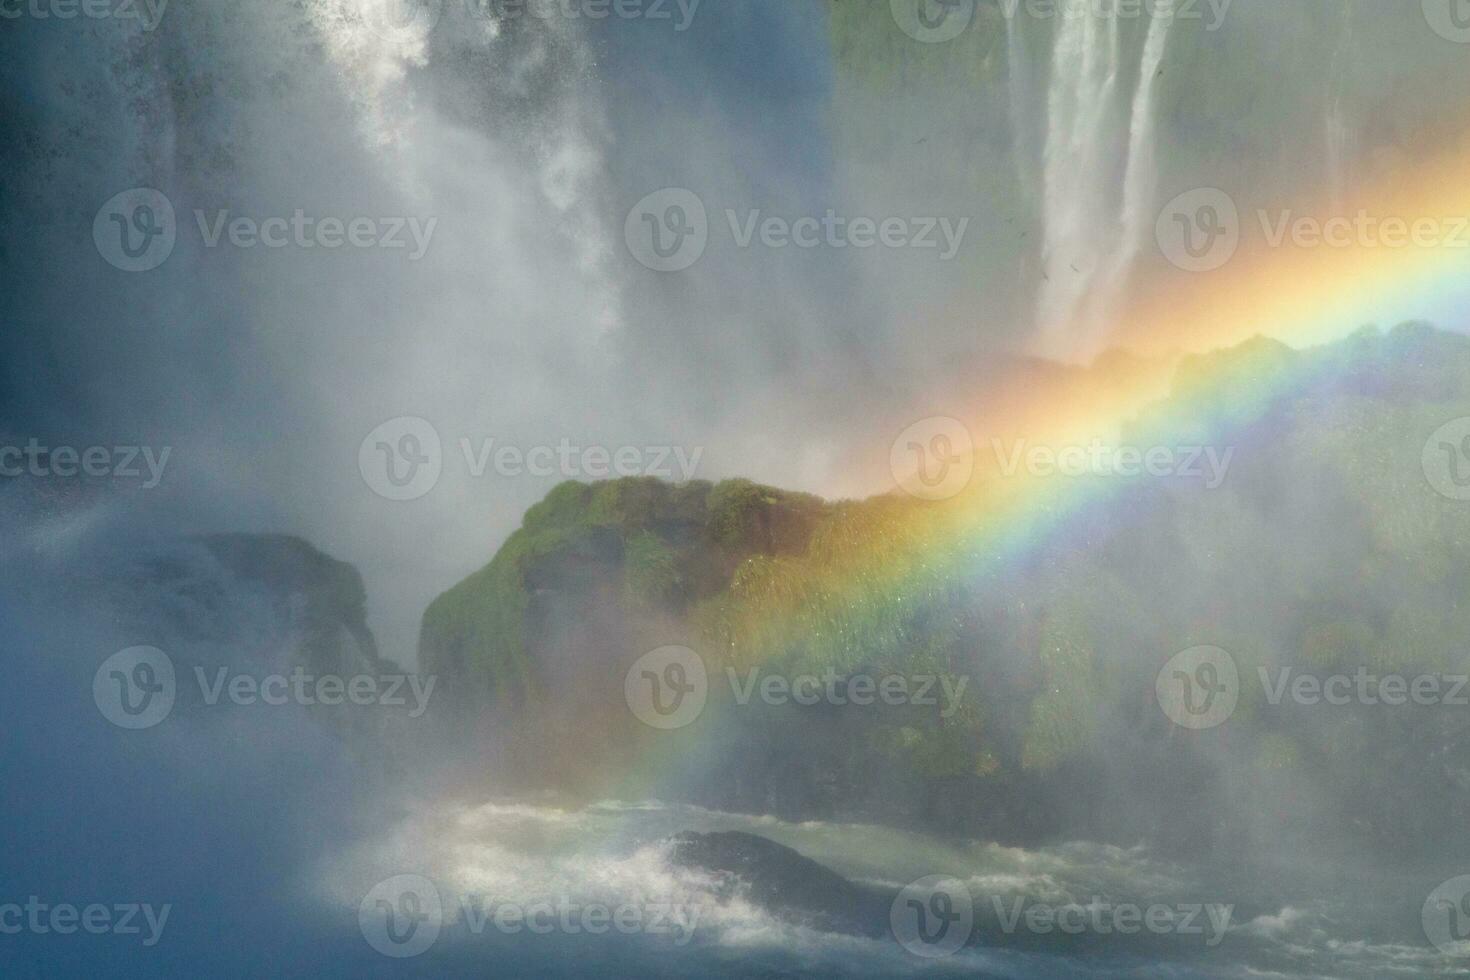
[5,1,1470,976]
[5,0,1467,655]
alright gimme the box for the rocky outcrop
[81,532,411,745]
[103,532,389,676]
[415,477,829,771]
[417,325,1470,861]
[668,831,887,938]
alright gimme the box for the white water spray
[1108,9,1174,306]
[1037,4,1125,354]
[1006,11,1036,192]
[1324,7,1357,212]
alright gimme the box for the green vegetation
[419,325,1470,849]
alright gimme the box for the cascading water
[1107,7,1174,309]
[12,4,1470,976]
[1006,10,1036,192]
[1033,2,1175,357]
[35,0,622,656]
[1324,7,1357,211]
[1036,3,1125,354]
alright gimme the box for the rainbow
[779,134,1467,640]
[604,133,1470,796]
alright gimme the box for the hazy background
[3,0,1468,662]
[6,3,1470,977]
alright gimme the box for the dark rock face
[74,532,413,747]
[668,831,888,939]
[102,532,390,679]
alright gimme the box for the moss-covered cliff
[417,477,830,775]
[418,325,1470,857]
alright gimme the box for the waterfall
[1108,8,1175,306]
[1034,2,1177,357]
[1006,11,1035,192]
[1,0,621,656]
[1324,7,1357,212]
[1036,4,1125,352]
